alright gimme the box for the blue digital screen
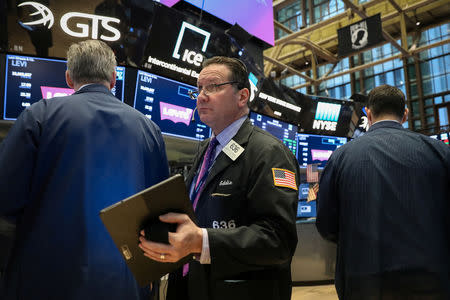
[297,133,347,169]
[3,55,125,120]
[249,112,298,157]
[297,200,316,218]
[133,70,210,141]
[299,183,310,200]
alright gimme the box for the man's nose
[197,89,208,101]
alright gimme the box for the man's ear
[65,70,74,89]
[401,108,409,124]
[238,88,249,109]
[109,71,116,90]
[365,107,373,125]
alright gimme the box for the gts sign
[18,2,121,41]
[172,22,210,67]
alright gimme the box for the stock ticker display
[133,70,210,141]
[297,133,347,169]
[3,55,125,120]
[249,112,298,157]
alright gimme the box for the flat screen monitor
[249,112,298,157]
[133,70,210,141]
[297,133,347,169]
[3,55,126,120]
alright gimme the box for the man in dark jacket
[317,84,450,299]
[139,56,299,300]
[0,40,169,299]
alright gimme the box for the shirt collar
[371,119,401,126]
[212,115,247,147]
[77,83,95,91]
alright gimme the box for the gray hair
[66,40,116,85]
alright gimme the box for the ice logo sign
[17,2,121,41]
[160,102,193,126]
[18,1,54,29]
[313,102,341,131]
[172,21,211,67]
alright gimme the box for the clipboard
[99,174,196,286]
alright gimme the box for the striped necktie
[183,137,219,276]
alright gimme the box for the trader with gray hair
[0,40,169,299]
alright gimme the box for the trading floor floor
[292,284,338,300]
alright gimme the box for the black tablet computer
[99,174,196,286]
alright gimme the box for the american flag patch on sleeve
[272,168,298,190]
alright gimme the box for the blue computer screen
[249,112,298,157]
[297,200,317,218]
[3,55,125,120]
[297,133,347,169]
[133,70,210,140]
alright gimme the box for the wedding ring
[160,254,165,260]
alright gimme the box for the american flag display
[307,183,319,202]
[306,164,319,183]
[272,168,297,190]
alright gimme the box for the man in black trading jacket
[317,84,450,300]
[139,56,300,300]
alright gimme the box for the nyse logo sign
[18,1,121,41]
[172,22,211,67]
[312,102,341,131]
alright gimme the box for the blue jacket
[317,121,450,298]
[0,84,169,299]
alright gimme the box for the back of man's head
[202,56,250,92]
[66,40,116,86]
[367,85,406,120]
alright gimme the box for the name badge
[222,139,244,161]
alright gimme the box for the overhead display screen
[249,111,298,157]
[161,0,275,45]
[3,55,125,120]
[297,133,347,169]
[298,95,356,138]
[133,69,210,141]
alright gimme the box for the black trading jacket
[167,118,300,300]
